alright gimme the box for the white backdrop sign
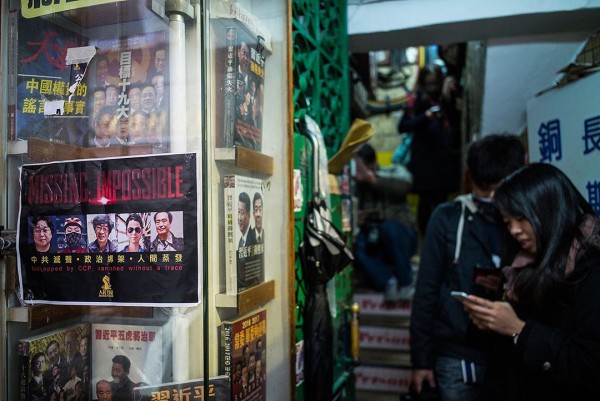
[526,71,600,214]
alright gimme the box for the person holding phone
[409,134,525,401]
[462,163,600,401]
[398,63,461,236]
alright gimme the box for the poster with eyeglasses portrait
[16,153,199,306]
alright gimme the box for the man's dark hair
[467,133,525,190]
[92,214,113,233]
[252,192,262,208]
[95,105,117,126]
[112,355,131,372]
[128,81,144,94]
[356,143,376,165]
[154,211,173,223]
[46,340,59,353]
[30,352,46,372]
[125,213,143,229]
[142,83,156,93]
[239,192,251,213]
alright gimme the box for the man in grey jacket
[410,134,525,401]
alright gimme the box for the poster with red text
[16,153,199,306]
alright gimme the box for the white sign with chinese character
[526,71,600,213]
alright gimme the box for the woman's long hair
[494,163,596,306]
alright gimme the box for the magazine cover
[10,12,89,143]
[223,175,265,294]
[86,30,169,150]
[213,19,267,151]
[133,375,231,401]
[16,153,200,306]
[18,323,91,401]
[219,309,266,401]
[91,323,164,401]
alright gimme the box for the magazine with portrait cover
[8,11,89,143]
[9,10,169,151]
[87,30,169,150]
[219,309,266,401]
[133,375,231,401]
[17,323,91,401]
[223,174,265,295]
[90,323,165,401]
[212,16,269,152]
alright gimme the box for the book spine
[17,340,30,401]
[224,176,237,295]
[222,27,238,148]
[7,11,18,141]
[219,323,233,378]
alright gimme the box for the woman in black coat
[462,163,600,400]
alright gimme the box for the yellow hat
[328,119,374,174]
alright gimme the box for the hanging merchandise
[298,115,354,401]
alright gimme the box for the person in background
[462,163,600,401]
[398,63,461,236]
[353,143,418,301]
[410,134,525,401]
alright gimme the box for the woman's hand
[463,295,525,336]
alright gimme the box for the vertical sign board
[526,71,600,214]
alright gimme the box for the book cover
[132,375,231,401]
[90,323,164,401]
[219,309,266,401]
[17,323,91,401]
[223,175,265,295]
[12,13,89,143]
[86,30,169,150]
[213,19,267,151]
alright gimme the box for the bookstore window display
[3,1,291,401]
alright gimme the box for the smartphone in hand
[450,291,470,302]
